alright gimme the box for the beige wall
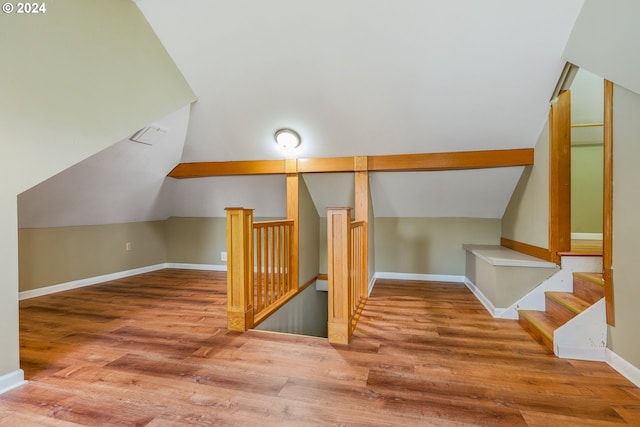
[571,145,603,233]
[19,222,167,292]
[368,187,376,283]
[319,218,328,275]
[298,177,320,285]
[609,85,640,368]
[165,217,226,265]
[255,284,328,338]
[0,0,194,378]
[564,0,640,370]
[502,120,550,248]
[375,218,501,275]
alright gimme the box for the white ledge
[463,244,556,268]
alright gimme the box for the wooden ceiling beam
[167,148,534,178]
[296,156,355,173]
[367,148,534,172]
[168,159,286,178]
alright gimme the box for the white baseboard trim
[556,345,606,362]
[0,369,26,395]
[571,232,603,240]
[375,272,465,283]
[606,349,640,388]
[165,263,227,271]
[368,275,376,296]
[19,263,228,300]
[463,278,508,318]
[19,264,167,300]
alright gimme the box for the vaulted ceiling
[138,0,583,161]
[19,1,586,225]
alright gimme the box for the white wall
[167,175,287,219]
[0,0,194,382]
[563,0,640,96]
[610,85,640,368]
[501,121,550,249]
[563,0,640,369]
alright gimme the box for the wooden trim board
[367,148,533,172]
[500,237,554,263]
[167,148,534,178]
[603,79,615,326]
[168,160,285,178]
[548,90,572,264]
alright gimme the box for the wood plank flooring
[1,269,638,426]
[567,239,603,256]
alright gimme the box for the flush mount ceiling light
[274,128,301,149]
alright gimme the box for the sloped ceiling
[571,68,604,146]
[18,107,191,228]
[136,0,584,219]
[18,1,587,227]
[138,0,583,161]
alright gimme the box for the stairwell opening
[254,285,328,338]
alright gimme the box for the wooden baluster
[287,223,292,292]
[275,224,281,299]
[280,224,285,295]
[256,226,263,313]
[225,208,254,331]
[327,207,352,344]
[269,226,274,305]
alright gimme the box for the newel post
[327,207,351,344]
[225,207,254,331]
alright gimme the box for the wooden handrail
[253,219,295,228]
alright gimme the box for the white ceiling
[133,0,583,219]
[137,0,583,162]
[571,68,604,146]
[370,168,524,218]
[18,107,191,228]
[19,1,588,226]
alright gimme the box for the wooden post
[286,159,299,291]
[354,156,369,299]
[327,207,351,344]
[549,90,571,264]
[225,207,254,331]
[603,79,615,326]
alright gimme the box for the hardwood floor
[2,269,639,426]
[568,239,603,255]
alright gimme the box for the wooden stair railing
[253,219,296,325]
[225,207,297,331]
[327,207,368,344]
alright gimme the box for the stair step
[518,310,562,353]
[545,292,592,325]
[573,272,605,304]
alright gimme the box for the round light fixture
[274,128,301,149]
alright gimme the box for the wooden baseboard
[500,237,554,262]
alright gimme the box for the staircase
[518,272,605,353]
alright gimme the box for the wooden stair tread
[573,271,604,287]
[573,272,604,287]
[545,292,592,315]
[518,272,604,354]
[572,272,605,304]
[518,310,562,343]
